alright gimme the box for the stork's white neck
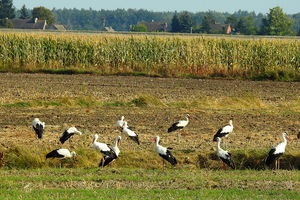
[217,139,221,150]
[282,134,287,144]
[155,137,160,146]
[114,137,119,147]
[93,135,98,143]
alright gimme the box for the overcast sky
[13,0,300,14]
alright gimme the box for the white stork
[59,127,82,144]
[91,134,115,158]
[213,120,233,142]
[216,137,235,169]
[46,148,76,159]
[32,118,45,139]
[122,121,140,145]
[115,116,125,130]
[167,114,190,133]
[154,136,177,167]
[99,136,121,167]
[265,132,289,169]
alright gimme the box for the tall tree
[0,0,15,19]
[201,13,215,33]
[171,12,180,32]
[237,16,257,35]
[225,15,238,31]
[19,4,29,19]
[178,11,192,33]
[32,6,55,25]
[260,6,294,36]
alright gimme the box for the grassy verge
[1,188,298,200]
[1,95,300,115]
[0,168,299,199]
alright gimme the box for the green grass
[0,168,299,199]
[0,188,298,200]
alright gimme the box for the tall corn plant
[0,32,298,79]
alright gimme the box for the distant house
[210,23,232,34]
[138,21,168,32]
[48,24,67,31]
[10,18,47,30]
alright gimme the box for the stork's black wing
[213,128,229,141]
[59,131,75,144]
[46,149,64,159]
[129,135,140,145]
[99,155,117,167]
[168,122,183,133]
[159,150,177,166]
[33,124,44,139]
[265,148,282,166]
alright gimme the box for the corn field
[0,32,299,80]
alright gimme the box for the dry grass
[1,94,299,116]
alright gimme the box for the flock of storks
[32,114,296,169]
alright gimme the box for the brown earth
[0,73,299,163]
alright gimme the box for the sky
[13,0,300,14]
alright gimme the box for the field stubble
[0,73,299,199]
[0,73,299,169]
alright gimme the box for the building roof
[139,21,168,32]
[210,23,231,34]
[10,18,47,30]
[49,24,66,31]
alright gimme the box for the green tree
[225,15,238,30]
[32,6,55,25]
[201,13,215,33]
[237,16,257,35]
[0,18,13,27]
[171,12,180,32]
[178,11,192,33]
[131,24,147,32]
[19,4,29,19]
[0,0,15,19]
[260,6,294,36]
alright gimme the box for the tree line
[0,0,299,36]
[171,7,296,35]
